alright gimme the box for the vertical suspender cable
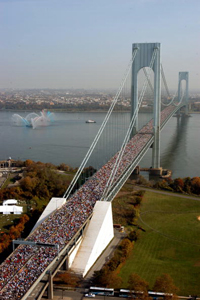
[161,64,170,98]
[63,48,138,199]
[101,49,158,200]
[160,64,178,107]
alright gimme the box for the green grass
[117,190,200,295]
[1,177,11,189]
[1,173,18,189]
[112,186,137,227]
[0,214,22,233]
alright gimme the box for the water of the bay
[0,111,199,179]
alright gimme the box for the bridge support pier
[63,256,69,270]
[133,166,140,175]
[178,72,189,115]
[149,167,162,176]
[47,271,53,300]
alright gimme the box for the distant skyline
[0,0,199,91]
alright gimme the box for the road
[42,288,200,300]
[84,229,126,281]
[134,185,200,201]
[47,289,120,300]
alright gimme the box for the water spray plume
[11,110,55,129]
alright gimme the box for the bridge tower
[131,42,161,169]
[178,71,189,114]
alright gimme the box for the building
[0,199,23,215]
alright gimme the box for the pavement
[84,229,126,281]
[43,288,120,300]
[134,185,200,201]
[0,175,7,188]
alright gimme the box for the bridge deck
[0,104,183,300]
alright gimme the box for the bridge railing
[161,103,186,130]
[106,103,186,202]
[106,134,154,202]
[20,213,93,300]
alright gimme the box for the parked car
[85,293,95,298]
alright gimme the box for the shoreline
[1,108,199,114]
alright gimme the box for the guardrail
[21,213,93,300]
[107,134,154,202]
[161,104,185,130]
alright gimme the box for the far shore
[0,108,199,114]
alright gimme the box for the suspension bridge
[0,43,189,300]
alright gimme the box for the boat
[85,120,96,123]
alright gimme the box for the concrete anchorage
[131,43,162,175]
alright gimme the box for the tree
[183,177,191,194]
[107,253,121,271]
[127,207,137,225]
[15,160,25,167]
[120,238,133,260]
[134,196,142,206]
[20,176,38,192]
[93,266,112,287]
[137,175,149,186]
[107,272,122,289]
[172,178,184,192]
[191,177,200,195]
[153,273,178,295]
[128,273,149,299]
[128,230,140,242]
[92,266,122,288]
[58,163,72,172]
[0,214,29,254]
[24,159,34,167]
[135,190,145,197]
[54,271,80,287]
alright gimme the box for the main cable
[63,48,138,199]
[161,91,177,106]
[160,63,177,107]
[101,49,158,200]
[161,64,170,98]
[143,67,154,93]
[173,83,185,107]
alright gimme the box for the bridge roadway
[0,104,185,300]
[106,103,184,202]
[26,216,92,300]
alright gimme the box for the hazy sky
[0,0,199,90]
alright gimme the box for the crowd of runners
[0,105,175,299]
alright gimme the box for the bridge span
[0,103,186,300]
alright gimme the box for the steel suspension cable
[143,67,154,94]
[161,64,171,98]
[173,84,185,107]
[160,64,179,107]
[161,91,177,106]
[101,49,158,200]
[142,64,175,107]
[63,48,138,199]
[144,62,183,108]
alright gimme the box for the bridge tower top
[131,42,161,169]
[178,71,189,114]
[132,42,160,72]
